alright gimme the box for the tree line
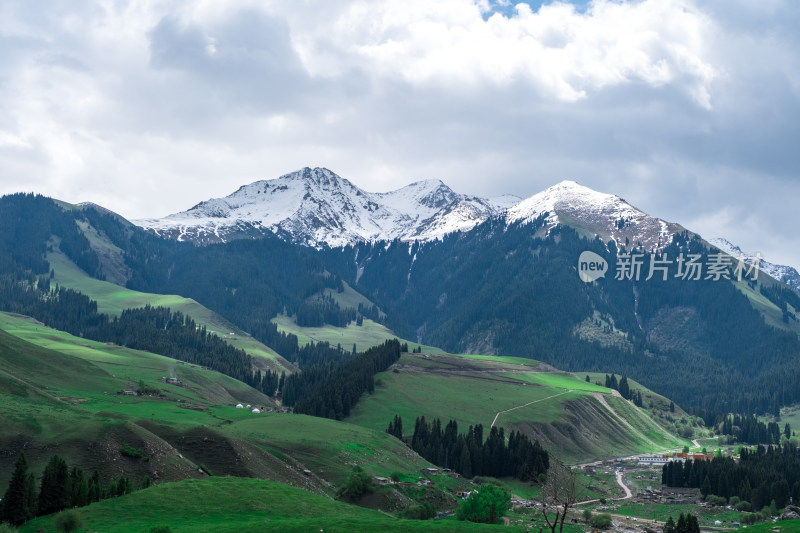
[601,374,643,407]
[0,454,147,526]
[662,443,800,510]
[0,277,264,393]
[663,513,701,533]
[288,339,404,419]
[718,414,785,445]
[401,416,549,481]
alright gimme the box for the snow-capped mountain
[505,180,684,251]
[135,167,515,247]
[135,168,693,251]
[709,238,800,291]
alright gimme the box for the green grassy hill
[47,250,292,373]
[0,312,435,499]
[17,477,505,533]
[271,313,442,353]
[347,353,689,464]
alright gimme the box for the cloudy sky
[1,0,798,267]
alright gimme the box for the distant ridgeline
[4,193,800,426]
[321,219,800,423]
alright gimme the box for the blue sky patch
[481,0,592,20]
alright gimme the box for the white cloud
[0,0,798,268]
[280,0,716,105]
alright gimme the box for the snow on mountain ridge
[135,167,508,246]
[708,238,800,291]
[506,180,680,251]
[135,170,687,251]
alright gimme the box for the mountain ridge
[709,237,800,291]
[135,167,515,246]
[134,167,687,252]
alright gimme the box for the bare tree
[537,459,585,533]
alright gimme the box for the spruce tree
[676,513,687,533]
[1,453,36,525]
[37,455,70,516]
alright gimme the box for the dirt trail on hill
[490,390,573,428]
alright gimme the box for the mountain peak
[506,180,681,251]
[134,168,507,246]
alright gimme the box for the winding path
[615,470,633,499]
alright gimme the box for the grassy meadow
[347,352,687,464]
[17,477,507,533]
[47,251,288,371]
[271,313,443,353]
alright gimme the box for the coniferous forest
[401,416,550,482]
[662,444,800,511]
[0,453,147,527]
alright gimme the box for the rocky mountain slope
[135,167,516,246]
[709,237,800,291]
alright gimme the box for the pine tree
[87,471,101,503]
[37,455,70,516]
[0,453,36,525]
[618,376,630,400]
[459,442,473,479]
[676,513,687,533]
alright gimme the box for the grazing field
[17,477,505,533]
[734,278,800,337]
[271,313,443,353]
[0,312,438,496]
[0,312,271,409]
[226,413,431,483]
[611,501,743,526]
[347,353,687,464]
[47,250,289,371]
[582,371,690,415]
[323,280,385,317]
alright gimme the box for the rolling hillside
[17,477,506,533]
[347,352,689,464]
[0,312,431,494]
[47,249,292,374]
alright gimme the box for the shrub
[735,501,752,512]
[403,502,436,520]
[591,513,613,529]
[706,494,727,506]
[455,484,510,524]
[740,512,758,525]
[120,444,145,459]
[54,509,82,533]
[338,466,372,500]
